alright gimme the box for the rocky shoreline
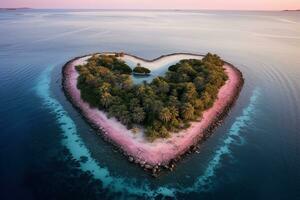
[62,52,244,177]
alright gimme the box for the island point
[62,52,244,176]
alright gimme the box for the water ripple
[35,65,260,199]
[180,88,260,193]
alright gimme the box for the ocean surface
[0,9,300,200]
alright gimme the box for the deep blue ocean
[0,9,300,200]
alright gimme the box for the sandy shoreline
[62,53,244,172]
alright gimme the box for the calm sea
[0,9,299,200]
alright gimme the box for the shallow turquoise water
[0,9,300,200]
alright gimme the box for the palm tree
[120,75,133,90]
[132,107,145,124]
[159,107,172,123]
[101,92,112,108]
[117,105,131,125]
[181,103,194,120]
[182,82,197,102]
[169,106,179,119]
[100,82,111,93]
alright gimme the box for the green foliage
[133,63,151,74]
[90,54,132,74]
[76,53,228,141]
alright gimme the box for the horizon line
[1,7,298,11]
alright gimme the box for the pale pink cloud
[1,0,300,10]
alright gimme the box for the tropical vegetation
[76,53,228,141]
[133,63,151,75]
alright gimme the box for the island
[0,7,31,11]
[62,52,244,175]
[133,63,151,76]
[283,9,300,11]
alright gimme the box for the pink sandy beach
[63,53,243,167]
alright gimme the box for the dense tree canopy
[133,63,151,74]
[76,53,228,141]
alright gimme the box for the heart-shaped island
[62,52,243,174]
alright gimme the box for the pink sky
[1,0,300,10]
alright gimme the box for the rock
[128,157,134,162]
[134,159,140,164]
[145,164,152,169]
[152,168,157,174]
[140,161,146,167]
